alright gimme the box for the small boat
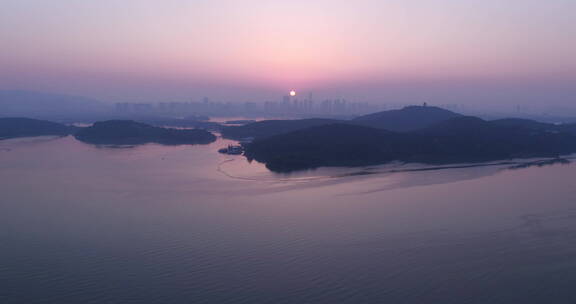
[218,145,243,155]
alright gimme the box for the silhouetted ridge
[246,115,576,172]
[245,124,429,172]
[222,106,462,139]
[0,117,75,139]
[222,118,340,139]
[416,116,491,136]
[561,123,576,135]
[352,105,462,131]
[412,117,576,161]
[138,118,223,131]
[75,120,216,145]
[490,118,559,131]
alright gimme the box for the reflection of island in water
[507,158,571,170]
[217,156,573,195]
[347,158,573,194]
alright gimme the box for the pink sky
[0,0,574,105]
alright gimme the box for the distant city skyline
[1,0,575,106]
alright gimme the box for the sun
[289,90,296,97]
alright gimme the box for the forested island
[4,106,576,172]
[240,107,576,172]
[0,117,77,139]
[75,120,216,145]
[0,118,217,145]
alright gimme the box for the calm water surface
[2,136,576,303]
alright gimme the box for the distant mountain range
[0,90,107,117]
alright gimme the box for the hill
[75,120,216,145]
[245,124,430,172]
[0,117,76,139]
[415,116,576,161]
[221,118,340,139]
[138,118,223,131]
[222,106,462,140]
[246,116,576,172]
[352,105,462,131]
[490,118,560,132]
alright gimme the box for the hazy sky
[0,0,575,105]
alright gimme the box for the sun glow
[290,90,296,97]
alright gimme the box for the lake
[2,135,576,303]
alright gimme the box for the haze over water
[3,136,576,303]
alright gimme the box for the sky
[0,0,575,106]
